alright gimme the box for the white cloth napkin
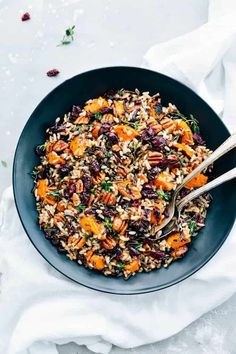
[1,1,236,353]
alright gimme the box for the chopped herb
[89,189,98,195]
[130,121,139,129]
[76,205,86,213]
[179,156,185,164]
[31,168,40,178]
[117,89,124,96]
[95,112,102,119]
[116,262,125,269]
[104,217,112,230]
[156,189,170,201]
[47,190,60,198]
[58,25,75,46]
[189,220,197,236]
[105,152,111,158]
[83,233,91,239]
[190,114,200,133]
[125,183,131,191]
[133,242,142,249]
[100,181,112,192]
[176,110,200,134]
[1,160,7,168]
[76,124,83,132]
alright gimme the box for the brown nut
[101,113,114,124]
[160,117,176,133]
[74,116,90,124]
[53,140,69,152]
[102,236,116,250]
[147,151,163,166]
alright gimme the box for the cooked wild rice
[33,89,212,278]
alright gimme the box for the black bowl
[13,67,236,295]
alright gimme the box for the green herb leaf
[76,124,83,132]
[156,189,170,201]
[47,190,60,197]
[76,205,86,213]
[83,233,91,239]
[117,262,125,269]
[31,168,40,178]
[105,152,111,158]
[104,216,112,230]
[95,112,102,119]
[117,89,124,96]
[189,220,197,235]
[176,110,200,134]
[130,121,139,129]
[100,181,112,192]
[1,160,7,168]
[133,242,142,250]
[179,156,185,164]
[58,25,76,46]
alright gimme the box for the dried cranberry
[103,89,117,100]
[50,122,67,133]
[203,192,212,202]
[103,209,115,217]
[80,192,90,205]
[129,247,140,257]
[148,167,161,181]
[106,132,119,145]
[64,184,76,198]
[71,105,82,117]
[100,107,113,114]
[154,208,160,221]
[100,123,111,134]
[89,160,100,176]
[193,133,205,145]
[44,228,57,239]
[21,12,30,21]
[35,144,46,156]
[141,186,157,199]
[130,200,141,207]
[51,237,60,246]
[58,165,73,177]
[84,209,96,216]
[150,250,165,260]
[38,165,50,179]
[141,127,155,143]
[132,220,149,234]
[58,245,67,253]
[154,103,162,115]
[164,208,169,218]
[82,174,93,190]
[151,136,167,151]
[47,69,60,77]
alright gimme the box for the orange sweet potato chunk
[113,125,139,141]
[167,232,190,249]
[185,173,208,189]
[84,97,108,113]
[154,172,175,191]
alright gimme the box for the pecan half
[147,151,163,166]
[160,117,176,133]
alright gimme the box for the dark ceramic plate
[13,67,236,295]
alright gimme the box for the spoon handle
[175,131,236,194]
[177,167,236,211]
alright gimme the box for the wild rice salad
[33,89,212,278]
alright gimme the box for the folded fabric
[1,1,236,353]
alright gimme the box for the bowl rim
[12,65,235,295]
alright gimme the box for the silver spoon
[159,166,236,239]
[155,131,236,233]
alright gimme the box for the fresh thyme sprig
[58,25,75,46]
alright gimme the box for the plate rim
[12,66,236,295]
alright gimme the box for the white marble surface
[0,0,235,353]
